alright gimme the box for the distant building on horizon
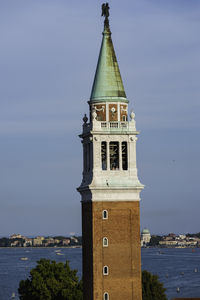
[141,228,151,247]
[10,234,24,239]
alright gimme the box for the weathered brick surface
[82,201,142,300]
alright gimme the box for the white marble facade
[78,101,144,202]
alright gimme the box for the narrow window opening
[122,142,128,170]
[110,142,119,170]
[102,210,108,219]
[103,266,109,275]
[103,237,108,247]
[104,292,109,300]
[101,142,107,170]
[122,115,127,121]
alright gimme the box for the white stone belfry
[78,110,143,201]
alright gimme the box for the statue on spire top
[101,3,110,19]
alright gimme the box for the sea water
[0,247,200,300]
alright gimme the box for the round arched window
[102,210,108,219]
[103,266,109,275]
[103,237,108,247]
[104,292,109,300]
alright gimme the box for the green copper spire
[90,4,127,103]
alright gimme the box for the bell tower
[78,4,144,300]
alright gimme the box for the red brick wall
[82,201,142,300]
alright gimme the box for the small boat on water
[11,292,15,299]
[194,268,198,273]
[55,250,61,253]
[56,252,64,256]
[20,257,28,261]
[176,287,180,293]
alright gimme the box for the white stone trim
[79,187,143,202]
[103,237,108,247]
[102,210,108,219]
[103,292,109,300]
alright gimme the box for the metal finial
[101,2,110,27]
[83,114,88,124]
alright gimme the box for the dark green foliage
[0,237,11,247]
[19,259,167,300]
[142,270,167,300]
[187,232,200,238]
[149,235,162,246]
[53,236,66,241]
[18,259,83,300]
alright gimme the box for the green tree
[19,259,167,300]
[149,235,162,247]
[18,259,82,300]
[142,270,167,300]
[0,237,11,247]
[187,232,200,238]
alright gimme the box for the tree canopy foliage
[0,237,11,247]
[142,270,167,300]
[148,235,162,246]
[19,259,167,300]
[18,259,82,300]
[187,232,200,238]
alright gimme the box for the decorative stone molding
[94,105,105,112]
[110,106,116,113]
[121,105,127,112]
[130,111,135,120]
[92,110,97,120]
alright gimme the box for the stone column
[117,103,120,121]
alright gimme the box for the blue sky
[0,0,199,236]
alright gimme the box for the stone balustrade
[82,120,137,135]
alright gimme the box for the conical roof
[90,21,128,103]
